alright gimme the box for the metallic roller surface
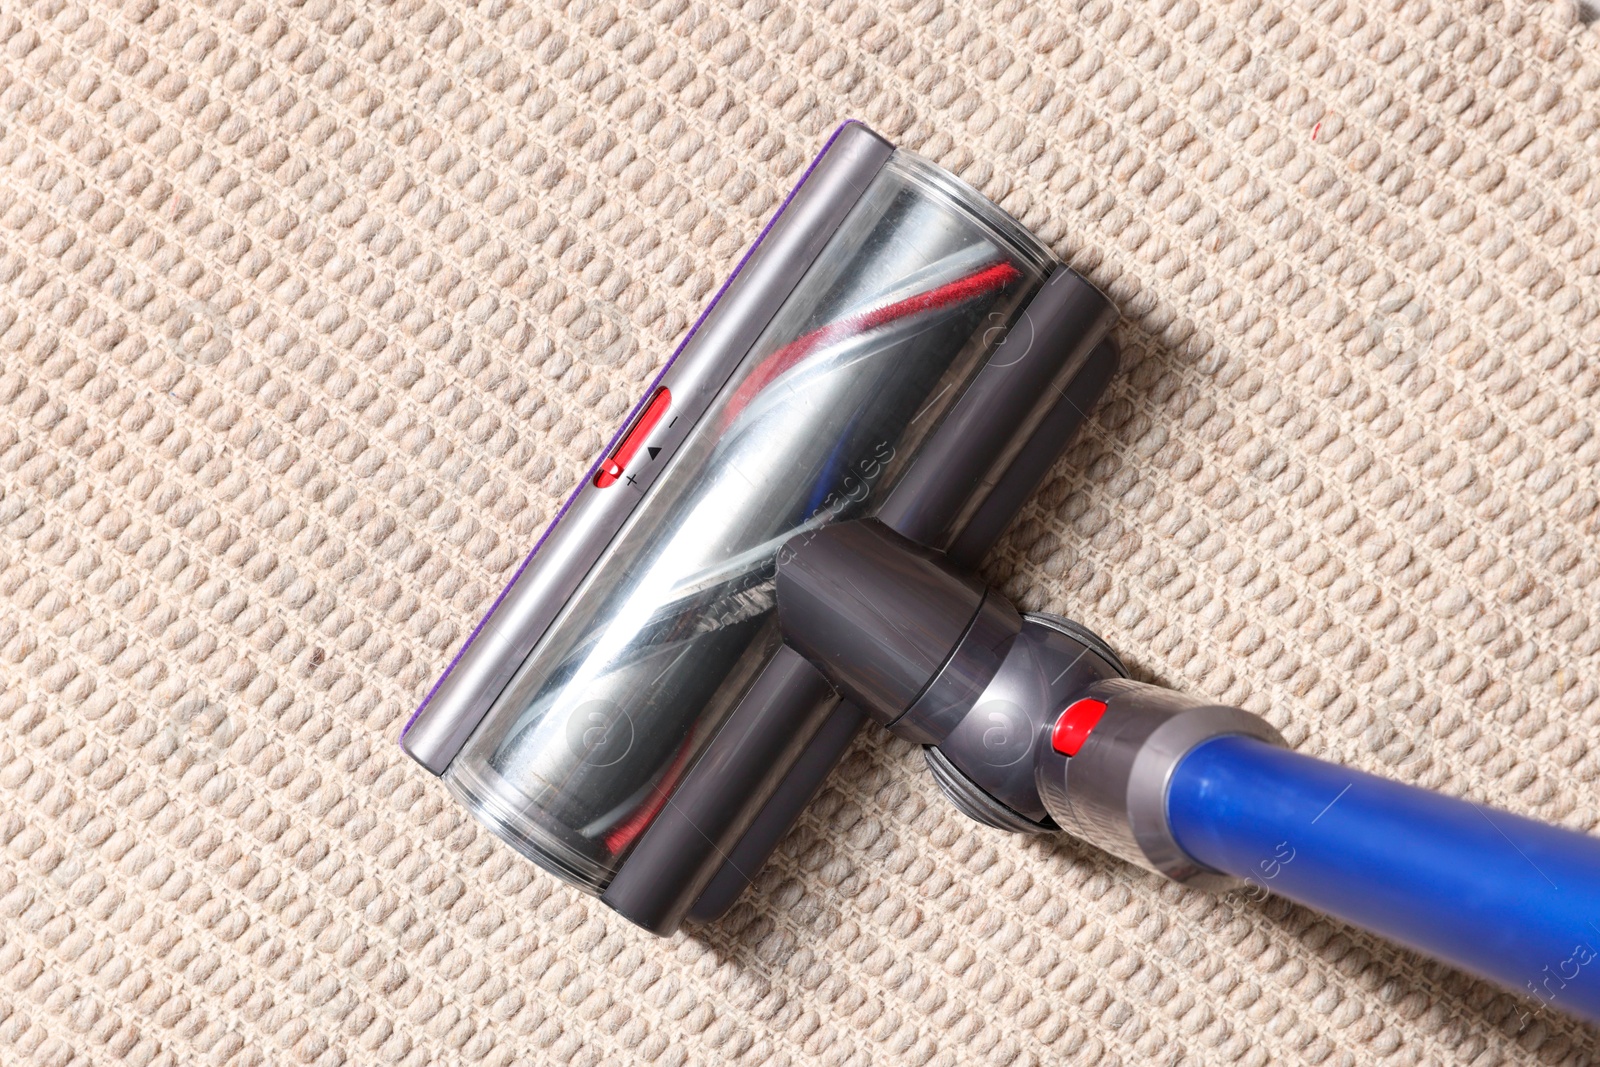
[443,152,1060,891]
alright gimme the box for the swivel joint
[774,518,1283,887]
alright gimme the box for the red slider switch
[1051,698,1108,757]
[595,388,672,489]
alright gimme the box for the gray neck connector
[773,518,1285,887]
[776,520,1021,745]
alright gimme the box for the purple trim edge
[400,118,869,746]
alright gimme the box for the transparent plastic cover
[446,152,1056,890]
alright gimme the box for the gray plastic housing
[1034,679,1285,888]
[775,518,1022,744]
[767,517,1286,891]
[398,120,1121,933]
[928,615,1127,830]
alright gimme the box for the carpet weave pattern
[2,0,1599,1063]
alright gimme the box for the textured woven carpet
[3,0,1600,1063]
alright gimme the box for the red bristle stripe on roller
[603,739,695,855]
[602,261,1022,858]
[718,260,1021,431]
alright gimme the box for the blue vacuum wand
[398,124,1598,1023]
[775,519,1600,1025]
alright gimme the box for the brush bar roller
[400,122,1120,921]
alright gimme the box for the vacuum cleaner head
[400,120,1120,934]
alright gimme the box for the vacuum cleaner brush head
[400,121,1119,934]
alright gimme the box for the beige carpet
[2,0,1599,1062]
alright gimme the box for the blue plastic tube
[1167,735,1600,1024]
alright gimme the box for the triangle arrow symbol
[646,446,661,460]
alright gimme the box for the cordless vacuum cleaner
[401,122,1600,1024]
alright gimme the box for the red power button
[595,388,671,489]
[1051,698,1107,757]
